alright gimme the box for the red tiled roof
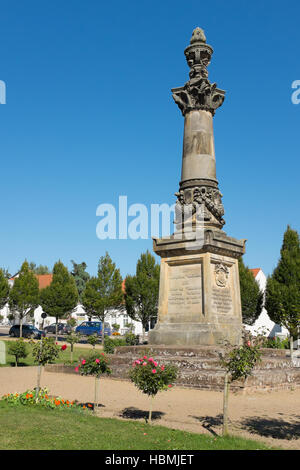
[9,273,53,289]
[250,268,261,278]
[36,274,53,289]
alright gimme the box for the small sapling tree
[75,351,111,414]
[65,332,81,363]
[219,339,261,436]
[129,355,178,424]
[32,337,66,398]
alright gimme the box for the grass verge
[0,401,275,450]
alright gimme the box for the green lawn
[0,401,274,450]
[0,340,100,367]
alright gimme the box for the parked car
[44,323,72,335]
[75,321,111,338]
[9,324,45,339]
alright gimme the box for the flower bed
[1,388,80,410]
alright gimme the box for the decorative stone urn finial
[171,28,225,117]
[190,27,206,44]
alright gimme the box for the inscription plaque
[167,263,202,320]
[212,287,232,314]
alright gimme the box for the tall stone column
[149,28,246,346]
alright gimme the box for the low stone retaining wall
[45,345,300,393]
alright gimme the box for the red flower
[61,344,67,351]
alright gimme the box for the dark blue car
[75,321,111,338]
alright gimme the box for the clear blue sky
[0,0,300,278]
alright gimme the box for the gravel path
[1,366,300,450]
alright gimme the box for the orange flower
[26,394,29,399]
[66,400,69,405]
[88,404,92,408]
[45,395,48,399]
[62,399,65,404]
[83,405,86,409]
[29,394,33,398]
[55,400,60,406]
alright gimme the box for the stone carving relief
[214,263,230,288]
[174,186,225,227]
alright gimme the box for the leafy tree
[7,338,28,367]
[0,268,10,310]
[70,260,90,302]
[40,261,79,341]
[28,262,51,274]
[265,225,300,358]
[82,252,124,344]
[239,258,263,325]
[8,261,40,337]
[125,251,160,342]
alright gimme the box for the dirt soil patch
[1,366,299,450]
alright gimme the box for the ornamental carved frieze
[174,186,225,227]
[172,27,225,116]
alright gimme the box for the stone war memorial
[99,28,300,392]
[48,28,300,392]
[149,27,245,347]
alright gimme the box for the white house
[244,268,289,339]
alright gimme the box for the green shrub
[7,339,28,366]
[263,336,289,349]
[87,334,99,348]
[125,332,139,346]
[103,336,126,354]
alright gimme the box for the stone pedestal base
[149,321,242,347]
[149,228,246,346]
